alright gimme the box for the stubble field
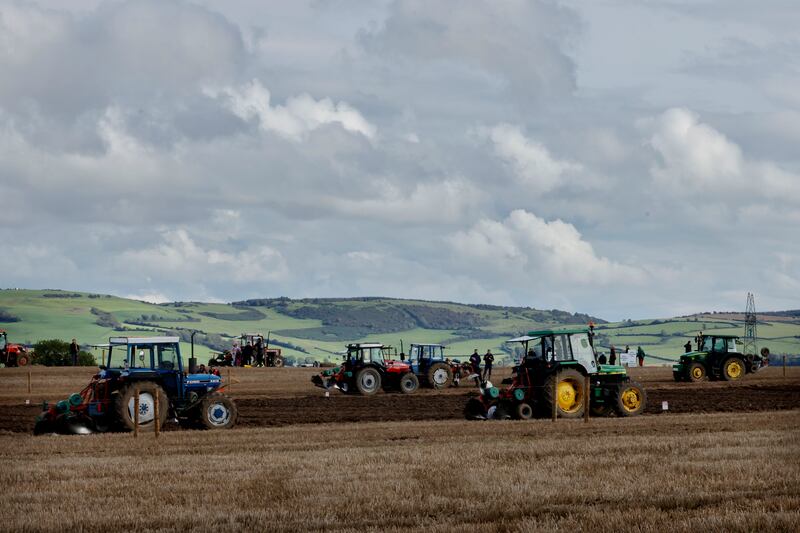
[0,366,798,531]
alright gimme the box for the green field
[1,289,798,366]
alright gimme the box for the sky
[1,0,798,320]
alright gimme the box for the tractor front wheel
[356,368,381,395]
[272,356,285,368]
[199,394,238,429]
[688,362,706,382]
[16,354,29,367]
[614,381,646,417]
[722,357,745,381]
[114,382,169,432]
[542,368,585,419]
[399,372,419,394]
[426,363,452,389]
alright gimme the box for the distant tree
[32,339,95,366]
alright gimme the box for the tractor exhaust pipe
[189,331,198,374]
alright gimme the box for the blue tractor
[34,336,238,435]
[403,343,454,389]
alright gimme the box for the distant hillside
[1,289,798,366]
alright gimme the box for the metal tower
[743,292,757,356]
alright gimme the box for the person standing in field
[637,346,646,367]
[242,342,253,366]
[609,345,617,365]
[255,338,265,367]
[469,349,481,377]
[232,342,242,366]
[69,338,79,366]
[684,340,692,353]
[482,350,494,381]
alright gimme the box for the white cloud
[326,178,480,223]
[118,229,289,284]
[480,123,583,191]
[209,79,376,141]
[648,107,800,202]
[450,209,647,286]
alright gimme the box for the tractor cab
[405,343,454,388]
[344,343,402,370]
[507,328,601,375]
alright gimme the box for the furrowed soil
[0,366,798,433]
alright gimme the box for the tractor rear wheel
[614,381,646,417]
[515,402,533,420]
[399,372,419,394]
[114,382,169,431]
[464,398,487,420]
[356,368,381,395]
[426,362,452,389]
[722,357,745,381]
[542,368,585,419]
[688,362,706,382]
[199,393,237,429]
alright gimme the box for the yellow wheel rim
[727,361,743,379]
[691,366,704,379]
[557,379,582,413]
[620,387,641,412]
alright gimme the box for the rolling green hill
[1,289,798,366]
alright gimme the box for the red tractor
[0,330,30,367]
[312,343,419,395]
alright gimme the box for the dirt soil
[2,365,798,434]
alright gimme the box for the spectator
[469,349,481,377]
[232,342,242,366]
[197,364,207,374]
[69,338,79,366]
[598,353,607,364]
[609,345,617,366]
[242,342,253,366]
[255,338,265,367]
[684,340,692,353]
[637,346,646,367]
[483,350,494,381]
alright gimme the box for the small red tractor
[0,330,30,367]
[312,343,419,395]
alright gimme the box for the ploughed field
[0,366,798,433]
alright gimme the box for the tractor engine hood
[384,360,411,372]
[185,373,223,391]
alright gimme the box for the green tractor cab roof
[702,333,740,339]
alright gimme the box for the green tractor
[465,327,646,420]
[672,334,768,382]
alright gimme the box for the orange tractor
[0,330,30,367]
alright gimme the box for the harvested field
[0,366,798,433]
[1,411,799,532]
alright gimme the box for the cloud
[118,229,289,285]
[648,107,800,202]
[450,209,647,286]
[209,79,376,141]
[359,0,578,103]
[478,123,584,191]
[125,292,170,305]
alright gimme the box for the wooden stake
[783,354,787,377]
[584,375,590,423]
[228,368,232,391]
[133,387,139,439]
[27,371,31,394]
[154,391,160,439]
[551,373,558,422]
